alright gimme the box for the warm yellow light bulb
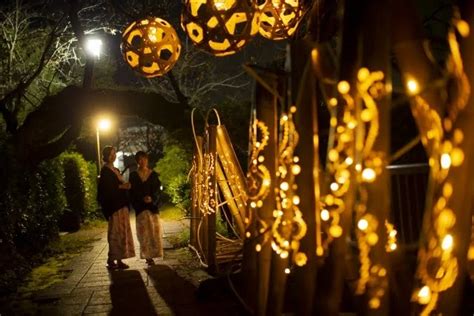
[441,234,453,251]
[440,153,452,169]
[406,79,419,95]
[291,165,301,175]
[256,244,262,252]
[417,286,431,305]
[362,168,376,182]
[389,243,397,251]
[358,218,369,231]
[321,209,330,221]
[337,81,350,94]
[330,182,339,191]
[280,182,289,191]
[284,268,291,274]
[98,118,111,131]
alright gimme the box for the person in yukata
[129,151,164,265]
[97,146,135,269]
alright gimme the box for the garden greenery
[155,144,191,212]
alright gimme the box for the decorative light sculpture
[411,11,470,316]
[181,0,260,56]
[121,17,181,78]
[272,106,307,267]
[258,0,304,40]
[246,118,271,245]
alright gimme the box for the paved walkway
[9,216,240,316]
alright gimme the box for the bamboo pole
[359,1,392,315]
[207,125,218,274]
[191,136,203,248]
[291,47,320,316]
[436,1,474,313]
[255,71,278,316]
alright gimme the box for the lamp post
[84,38,102,88]
[96,117,111,174]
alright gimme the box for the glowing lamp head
[86,38,103,58]
[97,118,111,131]
[358,218,369,231]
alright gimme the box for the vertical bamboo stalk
[291,52,320,316]
[267,77,289,316]
[360,1,391,315]
[208,125,218,274]
[191,136,203,248]
[255,72,278,316]
[436,2,474,313]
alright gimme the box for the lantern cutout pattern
[122,17,181,78]
[182,0,260,56]
[258,0,304,40]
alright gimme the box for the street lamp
[83,38,102,88]
[96,117,112,174]
[86,38,103,59]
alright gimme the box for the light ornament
[182,0,260,56]
[121,17,181,78]
[272,106,308,267]
[385,221,398,252]
[337,67,388,308]
[246,119,271,242]
[412,11,469,316]
[258,0,304,40]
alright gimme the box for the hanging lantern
[181,0,260,56]
[258,0,304,40]
[121,17,181,78]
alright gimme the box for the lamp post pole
[96,127,101,175]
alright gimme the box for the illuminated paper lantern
[258,0,303,40]
[181,0,260,56]
[121,17,181,78]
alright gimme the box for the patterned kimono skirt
[136,210,163,259]
[107,207,135,260]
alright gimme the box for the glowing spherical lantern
[121,17,181,78]
[258,0,304,40]
[181,0,260,56]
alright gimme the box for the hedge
[155,144,191,211]
[60,152,100,221]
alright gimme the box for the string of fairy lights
[407,10,470,316]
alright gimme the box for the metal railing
[388,163,429,247]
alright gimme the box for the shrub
[60,152,100,221]
[155,144,191,211]
[0,155,66,295]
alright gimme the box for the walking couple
[97,146,163,270]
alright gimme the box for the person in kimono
[129,151,163,265]
[97,146,135,269]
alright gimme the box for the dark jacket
[97,166,129,219]
[129,170,161,215]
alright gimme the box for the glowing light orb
[121,17,181,78]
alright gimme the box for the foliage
[60,152,100,221]
[0,155,66,295]
[160,205,186,221]
[155,144,192,211]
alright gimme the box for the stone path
[4,215,241,316]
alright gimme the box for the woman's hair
[102,146,115,163]
[135,151,148,162]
